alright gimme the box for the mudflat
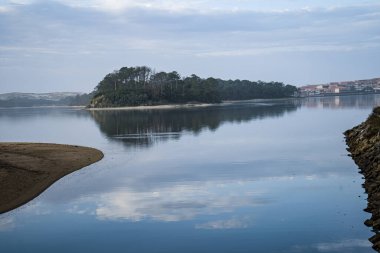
[0,143,103,214]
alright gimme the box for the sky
[0,0,379,93]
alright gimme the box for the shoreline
[0,105,86,110]
[0,143,103,214]
[345,107,380,252]
[86,93,380,111]
[301,91,380,98]
[2,93,378,111]
[86,102,216,111]
[86,97,300,111]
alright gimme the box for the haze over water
[1,95,380,253]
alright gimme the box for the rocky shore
[345,107,380,251]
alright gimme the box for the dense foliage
[90,66,297,107]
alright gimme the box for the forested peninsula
[89,66,297,108]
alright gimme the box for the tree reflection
[89,101,299,148]
[301,94,380,109]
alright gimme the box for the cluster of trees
[90,66,297,107]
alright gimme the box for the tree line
[0,93,92,107]
[90,66,297,107]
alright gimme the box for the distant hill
[0,92,92,107]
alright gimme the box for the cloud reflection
[195,217,250,230]
[314,239,371,252]
[95,182,267,222]
[0,216,14,231]
[292,239,371,252]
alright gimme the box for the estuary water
[1,95,380,253]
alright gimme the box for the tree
[89,66,297,107]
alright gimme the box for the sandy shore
[0,143,103,214]
[85,98,297,111]
[86,103,216,111]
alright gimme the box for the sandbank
[0,143,103,214]
[85,98,298,111]
[86,103,215,111]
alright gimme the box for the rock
[365,219,374,227]
[345,106,380,252]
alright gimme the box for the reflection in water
[90,101,299,148]
[0,216,14,231]
[94,182,266,222]
[195,217,250,230]
[302,94,380,109]
[291,239,371,252]
[1,95,379,253]
[0,107,88,120]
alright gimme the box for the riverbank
[0,105,85,110]
[345,107,380,252]
[0,143,103,214]
[301,91,380,98]
[86,98,299,111]
[87,102,215,111]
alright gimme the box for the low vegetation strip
[345,107,380,252]
[0,143,103,214]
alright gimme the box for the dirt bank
[345,107,380,252]
[0,143,103,214]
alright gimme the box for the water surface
[1,95,380,253]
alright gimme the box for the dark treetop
[89,66,297,107]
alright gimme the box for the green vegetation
[89,66,297,107]
[367,107,380,133]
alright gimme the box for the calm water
[1,95,380,253]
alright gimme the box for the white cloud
[55,0,138,12]
[0,0,379,91]
[0,5,11,12]
[196,42,380,57]
[3,0,379,14]
[7,0,35,4]
[52,0,202,13]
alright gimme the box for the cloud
[195,217,250,230]
[195,43,379,57]
[2,2,379,55]
[4,1,378,14]
[0,5,11,12]
[0,0,379,91]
